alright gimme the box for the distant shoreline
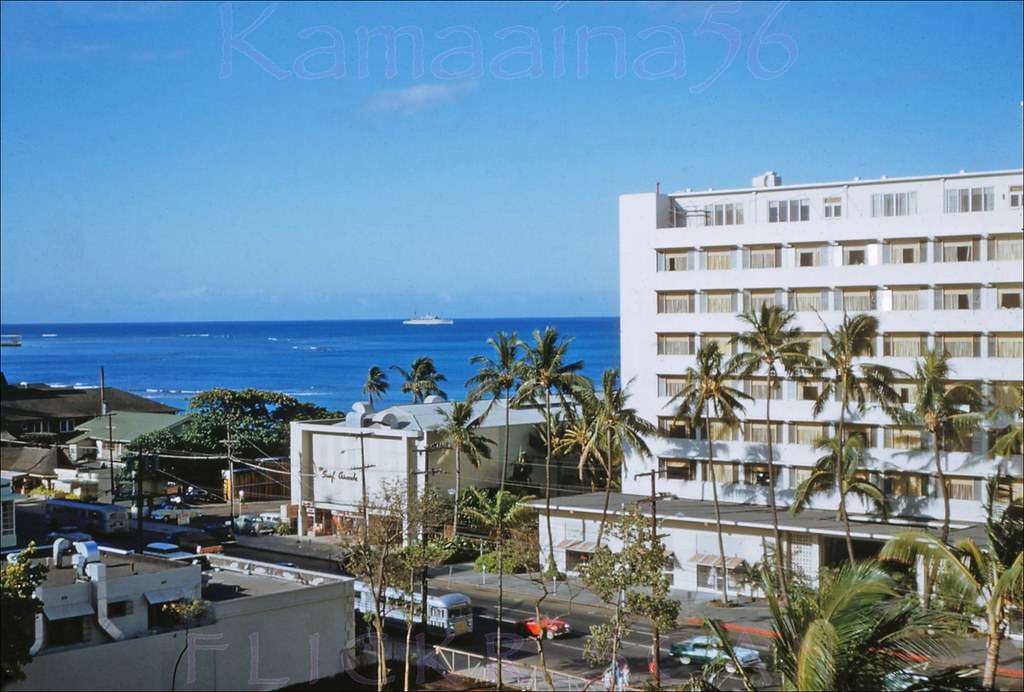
[1,315,620,329]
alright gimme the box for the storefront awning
[689,553,745,570]
[43,602,95,620]
[144,588,190,605]
[570,541,598,553]
[554,538,581,550]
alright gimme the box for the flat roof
[33,550,191,587]
[536,492,987,544]
[202,554,348,602]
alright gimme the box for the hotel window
[46,616,88,647]
[795,245,825,267]
[746,378,780,400]
[992,382,1019,409]
[791,423,827,446]
[1011,185,1023,208]
[746,246,779,269]
[657,375,687,398]
[658,333,695,355]
[801,333,824,358]
[994,476,1024,504]
[889,287,920,312]
[746,290,778,312]
[990,333,1024,359]
[997,285,1023,309]
[989,235,1023,261]
[658,417,696,439]
[824,197,842,218]
[939,286,977,310]
[944,186,994,213]
[107,600,133,618]
[700,461,739,484]
[947,477,977,502]
[768,198,809,223]
[745,421,782,443]
[666,201,687,228]
[657,249,690,272]
[657,291,694,314]
[792,288,826,312]
[842,244,869,266]
[893,381,918,404]
[705,202,744,226]
[846,426,876,448]
[872,191,917,217]
[798,381,821,401]
[936,334,979,358]
[705,248,733,271]
[937,237,978,263]
[842,288,875,312]
[884,473,927,498]
[885,427,926,451]
[744,463,779,486]
[702,334,735,356]
[709,420,738,441]
[660,458,697,481]
[883,334,926,358]
[886,239,925,264]
[704,292,736,314]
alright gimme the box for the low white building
[10,544,355,691]
[290,398,585,537]
[1,477,22,549]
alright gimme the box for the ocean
[0,318,620,413]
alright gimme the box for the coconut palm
[792,434,887,562]
[514,327,589,572]
[465,331,523,690]
[669,342,751,603]
[987,384,1023,458]
[814,313,901,543]
[765,561,961,691]
[362,365,389,409]
[431,396,492,539]
[732,304,817,600]
[576,369,656,546]
[881,480,1023,688]
[391,357,447,404]
[462,487,537,542]
[895,350,983,542]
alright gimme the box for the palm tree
[576,369,656,546]
[765,561,960,691]
[514,327,588,572]
[391,357,447,404]
[987,384,1023,458]
[462,487,537,543]
[466,331,523,690]
[732,304,817,600]
[895,350,983,543]
[362,365,389,409]
[431,396,492,539]
[792,435,887,562]
[881,480,1023,689]
[669,342,751,604]
[814,313,901,543]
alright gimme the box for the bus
[353,581,474,638]
[45,499,130,535]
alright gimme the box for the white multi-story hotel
[539,168,1022,592]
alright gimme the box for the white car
[47,526,93,543]
[142,542,196,561]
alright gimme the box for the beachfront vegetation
[361,365,389,409]
[390,356,447,404]
[430,396,492,540]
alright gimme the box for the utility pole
[635,470,661,690]
[100,368,117,502]
[132,454,145,552]
[411,457,439,637]
[358,432,369,546]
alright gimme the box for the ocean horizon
[0,317,620,413]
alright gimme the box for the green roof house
[67,411,191,463]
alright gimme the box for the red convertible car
[516,616,571,639]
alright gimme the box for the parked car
[668,635,762,673]
[189,518,233,541]
[170,530,223,554]
[46,526,93,543]
[142,542,196,561]
[516,616,571,639]
[230,514,275,535]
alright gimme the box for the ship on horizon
[402,313,454,325]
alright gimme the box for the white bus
[353,581,474,638]
[45,499,130,535]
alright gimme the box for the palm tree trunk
[597,429,613,546]
[544,389,555,572]
[497,390,510,691]
[983,620,1004,688]
[934,427,951,542]
[764,371,788,605]
[707,405,730,604]
[453,446,461,540]
[836,376,847,523]
[841,490,855,563]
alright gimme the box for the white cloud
[366,81,476,116]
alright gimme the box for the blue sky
[1,1,1021,324]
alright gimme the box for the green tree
[765,561,959,691]
[390,357,447,404]
[362,366,389,409]
[814,314,901,549]
[1,544,47,686]
[515,327,588,572]
[732,304,817,602]
[669,342,751,604]
[397,534,452,691]
[465,330,523,691]
[575,369,656,546]
[881,482,1024,689]
[164,599,207,692]
[431,396,493,540]
[987,384,1023,457]
[463,487,536,543]
[791,435,887,562]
